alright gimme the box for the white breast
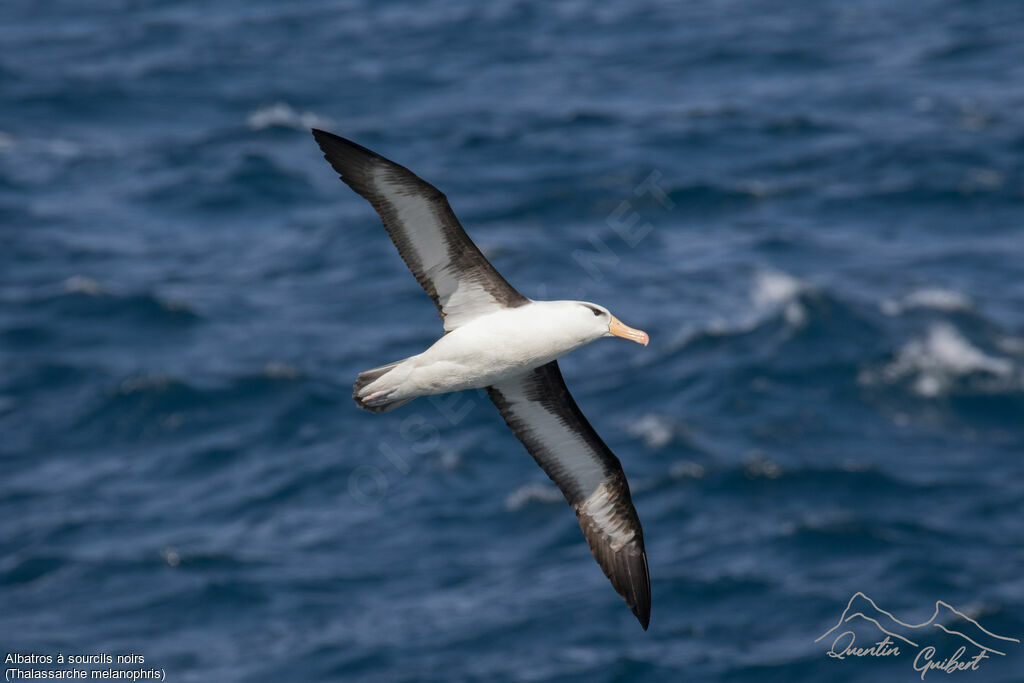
[406,302,594,394]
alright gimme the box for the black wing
[312,129,529,331]
[488,361,650,630]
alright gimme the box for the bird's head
[569,301,649,346]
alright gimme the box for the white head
[552,300,650,347]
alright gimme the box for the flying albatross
[312,129,652,630]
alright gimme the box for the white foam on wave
[881,288,973,316]
[627,414,674,449]
[752,270,804,306]
[671,269,810,353]
[752,270,808,327]
[860,323,1016,397]
[64,275,104,296]
[504,482,562,511]
[247,102,332,131]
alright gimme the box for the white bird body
[360,301,614,406]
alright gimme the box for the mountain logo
[816,592,1019,678]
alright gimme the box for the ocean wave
[1,554,68,586]
[668,460,706,479]
[139,150,315,212]
[504,482,562,511]
[859,322,1020,397]
[1,324,56,349]
[649,456,924,502]
[732,459,921,492]
[662,180,791,209]
[671,271,875,360]
[779,515,895,552]
[262,362,302,380]
[880,288,974,316]
[821,162,1022,206]
[671,270,807,352]
[30,278,202,326]
[751,270,806,307]
[751,270,810,327]
[64,275,105,296]
[996,335,1024,355]
[626,414,674,449]
[246,102,333,132]
[72,366,313,446]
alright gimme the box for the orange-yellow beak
[608,316,649,346]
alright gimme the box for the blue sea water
[3,0,1024,680]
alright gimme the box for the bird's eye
[584,306,602,317]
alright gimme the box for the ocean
[2,1,1023,681]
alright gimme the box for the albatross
[312,129,652,630]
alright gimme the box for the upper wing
[312,129,529,331]
[487,361,651,630]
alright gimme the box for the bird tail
[353,359,414,413]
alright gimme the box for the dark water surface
[3,1,1024,681]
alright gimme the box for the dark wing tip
[310,128,383,160]
[617,544,651,631]
[579,515,651,631]
[597,543,650,630]
[310,128,344,156]
[310,129,386,196]
[632,551,652,630]
[310,129,431,203]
